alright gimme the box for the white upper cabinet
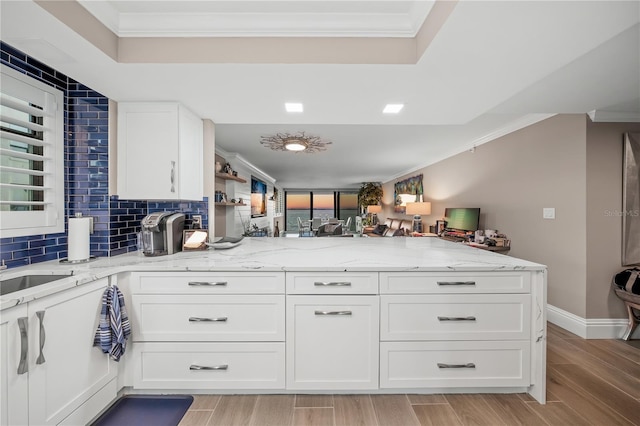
[117,102,203,200]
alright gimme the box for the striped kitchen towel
[93,285,131,361]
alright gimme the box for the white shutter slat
[0,130,49,147]
[0,113,47,133]
[0,96,49,117]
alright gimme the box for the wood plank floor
[179,323,640,426]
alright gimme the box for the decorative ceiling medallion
[260,132,332,153]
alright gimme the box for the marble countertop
[0,237,545,310]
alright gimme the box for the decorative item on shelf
[222,162,232,174]
[232,171,238,177]
[215,191,223,203]
[260,131,332,153]
[230,199,237,204]
[215,161,222,173]
[366,205,382,225]
[406,201,432,233]
[238,197,243,204]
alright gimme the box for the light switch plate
[543,208,555,219]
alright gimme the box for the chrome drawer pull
[170,161,176,193]
[437,281,476,286]
[189,317,228,322]
[437,316,476,321]
[36,310,46,365]
[314,281,351,286]
[437,363,476,369]
[314,310,352,316]
[17,317,28,375]
[188,281,227,287]
[190,364,228,371]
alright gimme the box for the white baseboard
[547,304,634,339]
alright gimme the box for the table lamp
[366,205,382,225]
[406,202,432,233]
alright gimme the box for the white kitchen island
[0,237,546,425]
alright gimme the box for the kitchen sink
[0,275,71,296]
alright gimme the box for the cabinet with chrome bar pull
[116,102,203,201]
[128,272,286,389]
[0,279,116,426]
[379,271,539,391]
[285,272,379,390]
[123,269,544,401]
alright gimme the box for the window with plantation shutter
[0,65,64,238]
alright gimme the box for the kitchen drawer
[132,342,285,389]
[131,294,285,341]
[286,272,378,294]
[380,272,530,294]
[286,295,379,390]
[381,294,530,341]
[129,272,285,294]
[380,340,530,388]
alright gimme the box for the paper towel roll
[68,216,91,261]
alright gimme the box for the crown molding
[588,110,640,123]
[78,1,435,38]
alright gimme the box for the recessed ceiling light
[285,103,304,113]
[383,104,404,114]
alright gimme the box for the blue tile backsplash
[0,42,208,268]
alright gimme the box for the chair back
[311,218,323,231]
[344,217,352,231]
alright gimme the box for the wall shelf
[216,172,246,183]
[215,202,247,207]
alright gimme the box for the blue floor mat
[91,395,193,426]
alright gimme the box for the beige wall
[383,114,590,317]
[586,121,640,318]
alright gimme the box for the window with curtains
[0,65,64,237]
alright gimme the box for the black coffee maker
[140,212,185,256]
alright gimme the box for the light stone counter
[0,237,545,310]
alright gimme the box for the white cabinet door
[177,104,203,201]
[27,279,116,426]
[0,304,29,426]
[117,102,203,200]
[286,295,379,390]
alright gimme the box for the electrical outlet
[192,215,202,228]
[543,208,555,219]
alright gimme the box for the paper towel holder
[59,212,96,263]
[73,212,94,234]
[60,256,97,264]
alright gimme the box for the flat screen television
[251,176,267,218]
[444,208,480,232]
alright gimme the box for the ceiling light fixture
[383,103,404,114]
[285,102,304,113]
[260,132,332,153]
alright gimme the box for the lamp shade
[366,205,382,214]
[406,202,432,216]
